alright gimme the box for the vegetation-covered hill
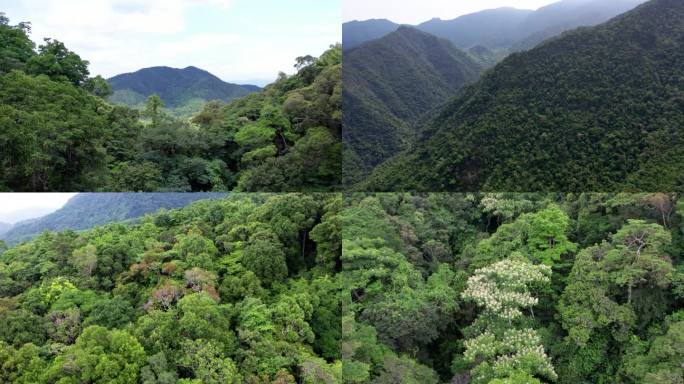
[0,193,342,383]
[108,66,259,117]
[0,14,341,192]
[416,7,533,49]
[343,27,482,184]
[342,19,401,49]
[343,0,645,51]
[513,0,646,50]
[343,192,684,383]
[361,0,684,191]
[1,193,225,245]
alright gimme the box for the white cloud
[4,0,338,83]
[0,193,76,224]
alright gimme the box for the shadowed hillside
[361,0,684,191]
[343,27,482,183]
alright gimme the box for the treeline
[343,193,683,383]
[0,193,342,383]
[0,14,341,192]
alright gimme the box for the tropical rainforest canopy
[343,192,684,383]
[0,193,342,383]
[0,14,341,192]
[1,192,682,383]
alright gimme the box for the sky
[3,0,341,86]
[0,193,76,224]
[344,0,559,24]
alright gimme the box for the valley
[344,0,684,191]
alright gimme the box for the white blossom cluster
[464,331,497,361]
[500,328,542,352]
[493,345,558,381]
[464,329,557,381]
[464,329,541,362]
[462,258,550,321]
[462,258,558,382]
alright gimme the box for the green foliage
[0,15,340,191]
[0,13,34,74]
[621,313,684,384]
[342,193,684,384]
[473,205,577,268]
[0,194,341,383]
[0,70,109,191]
[26,38,90,85]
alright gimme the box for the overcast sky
[3,0,341,85]
[344,0,559,24]
[0,193,76,224]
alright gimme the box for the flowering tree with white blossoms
[461,254,557,383]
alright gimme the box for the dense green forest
[0,193,342,383]
[0,14,341,192]
[343,27,482,184]
[342,193,683,383]
[0,193,226,245]
[357,0,684,191]
[2,192,683,383]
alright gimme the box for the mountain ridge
[108,65,260,114]
[343,0,647,51]
[360,0,684,191]
[1,193,227,244]
[343,26,483,183]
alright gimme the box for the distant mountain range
[343,27,483,183]
[343,0,646,51]
[0,193,226,244]
[360,0,684,191]
[108,66,260,116]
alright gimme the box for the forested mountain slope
[361,0,684,191]
[108,66,259,116]
[0,193,342,383]
[343,0,645,51]
[0,14,340,192]
[343,27,482,184]
[1,193,225,244]
[342,192,684,383]
[416,7,533,49]
[514,0,646,50]
[342,19,400,49]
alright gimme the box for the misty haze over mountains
[0,206,58,226]
[343,0,647,50]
